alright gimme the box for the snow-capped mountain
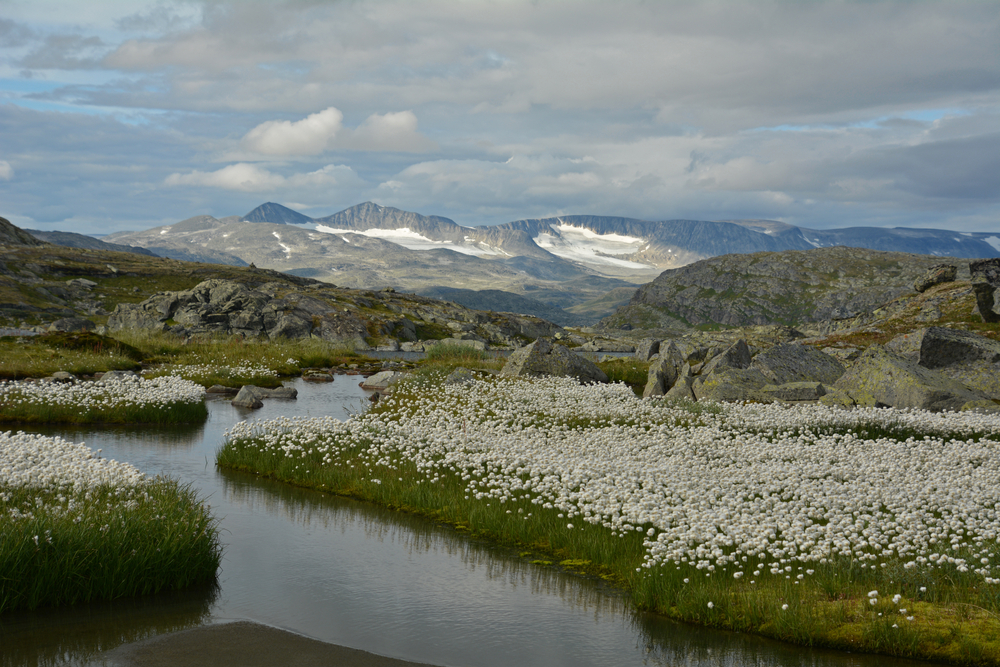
[102,201,1000,322]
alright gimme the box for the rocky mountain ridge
[603,247,974,331]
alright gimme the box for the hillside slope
[603,247,972,329]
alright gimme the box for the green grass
[0,478,222,613]
[596,357,649,394]
[217,377,1000,666]
[0,399,207,425]
[0,334,143,380]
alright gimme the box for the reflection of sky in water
[2,377,932,667]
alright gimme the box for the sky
[0,0,998,235]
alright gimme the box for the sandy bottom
[101,621,443,667]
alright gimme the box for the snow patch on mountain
[985,236,1000,253]
[533,222,652,269]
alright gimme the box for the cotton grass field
[0,374,207,424]
[0,431,222,613]
[218,372,1000,664]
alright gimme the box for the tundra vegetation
[0,431,221,613]
[219,370,1000,665]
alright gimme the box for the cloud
[19,34,107,71]
[240,107,344,156]
[240,108,436,156]
[165,163,362,192]
[339,111,438,152]
[0,161,12,180]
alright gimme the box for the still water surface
[2,377,932,667]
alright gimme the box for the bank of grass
[119,331,373,387]
[0,478,221,613]
[218,374,1000,666]
[0,333,143,380]
[0,399,208,425]
[415,343,505,376]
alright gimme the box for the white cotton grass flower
[0,431,145,489]
[0,375,204,412]
[221,374,1000,587]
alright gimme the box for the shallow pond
[2,376,933,667]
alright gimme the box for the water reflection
[0,584,218,667]
[3,377,935,667]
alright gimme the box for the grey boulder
[500,338,609,384]
[833,345,988,412]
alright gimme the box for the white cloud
[240,107,344,156]
[165,163,361,192]
[0,161,13,180]
[339,111,437,152]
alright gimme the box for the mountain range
[84,202,1000,324]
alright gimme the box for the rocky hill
[416,286,593,327]
[602,247,973,330]
[0,216,47,247]
[0,218,562,349]
[27,229,158,256]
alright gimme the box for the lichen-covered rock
[643,341,683,398]
[500,338,608,384]
[692,367,769,403]
[634,338,660,361]
[751,343,845,385]
[760,381,826,401]
[444,367,478,386]
[818,388,855,408]
[886,327,1000,369]
[971,258,1000,323]
[939,362,1000,400]
[700,339,751,376]
[914,264,957,293]
[664,376,695,401]
[833,345,987,411]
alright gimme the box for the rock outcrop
[607,247,971,330]
[232,384,298,409]
[914,264,957,293]
[500,338,609,384]
[833,346,988,412]
[971,258,1000,323]
[107,278,562,349]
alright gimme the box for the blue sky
[0,0,998,235]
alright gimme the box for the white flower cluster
[0,431,145,491]
[0,375,204,410]
[225,376,1000,583]
[149,363,278,379]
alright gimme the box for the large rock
[833,345,987,411]
[360,371,405,391]
[692,367,769,403]
[700,339,752,376]
[761,381,826,402]
[231,384,298,408]
[642,341,683,398]
[914,264,957,293]
[500,338,609,384]
[886,327,1000,369]
[971,258,1000,323]
[750,343,845,385]
[634,338,660,361]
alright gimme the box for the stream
[1,376,932,667]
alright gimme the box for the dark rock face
[886,327,1000,369]
[642,341,683,398]
[0,216,47,247]
[914,264,957,293]
[971,258,1000,323]
[500,338,609,384]
[750,343,845,385]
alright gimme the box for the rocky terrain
[27,229,158,257]
[603,247,973,330]
[0,217,561,350]
[94,202,1000,328]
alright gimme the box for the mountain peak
[242,202,313,225]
